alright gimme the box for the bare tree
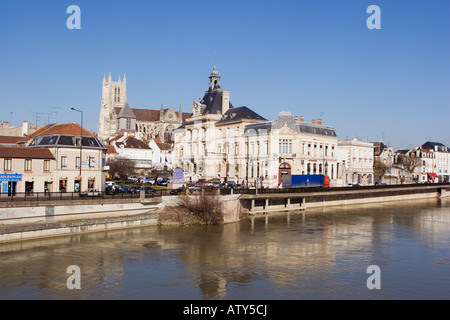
[106,155,136,180]
[397,154,421,175]
[373,157,390,182]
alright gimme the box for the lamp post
[71,107,83,194]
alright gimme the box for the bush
[177,189,223,225]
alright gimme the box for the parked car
[170,187,184,195]
[79,188,102,197]
[188,184,201,191]
[143,186,157,193]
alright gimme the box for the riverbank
[0,184,449,243]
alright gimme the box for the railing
[0,189,171,203]
[220,182,450,196]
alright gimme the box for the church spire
[108,72,111,82]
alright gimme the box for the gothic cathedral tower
[98,73,127,140]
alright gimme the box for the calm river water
[0,198,449,300]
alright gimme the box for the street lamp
[71,107,83,194]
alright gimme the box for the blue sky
[1,0,449,150]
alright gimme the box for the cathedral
[97,73,191,142]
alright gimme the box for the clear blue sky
[1,0,449,150]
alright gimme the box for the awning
[427,173,438,178]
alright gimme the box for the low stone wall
[0,198,161,225]
[0,212,159,243]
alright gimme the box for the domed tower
[208,65,221,91]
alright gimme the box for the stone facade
[336,138,374,186]
[98,73,191,143]
[173,66,339,187]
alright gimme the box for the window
[61,156,67,169]
[44,160,50,172]
[76,157,81,169]
[89,156,95,169]
[126,118,131,130]
[4,158,12,171]
[25,159,32,172]
[279,139,292,154]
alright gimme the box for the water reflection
[0,198,449,299]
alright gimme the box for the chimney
[317,118,322,125]
[22,121,29,136]
[312,119,316,124]
[300,116,304,122]
[294,116,298,122]
[221,90,230,114]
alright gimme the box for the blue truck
[282,174,330,188]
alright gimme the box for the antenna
[31,111,45,127]
[47,106,61,123]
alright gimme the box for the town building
[97,73,191,142]
[372,142,402,184]
[0,146,56,195]
[336,138,374,186]
[173,66,339,187]
[421,141,450,183]
[173,65,268,184]
[242,111,339,188]
[13,123,107,193]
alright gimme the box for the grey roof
[198,89,234,115]
[216,106,267,125]
[117,102,136,119]
[422,141,449,152]
[244,110,337,137]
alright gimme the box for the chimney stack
[294,116,298,122]
[317,118,322,125]
[300,116,304,122]
[312,119,316,124]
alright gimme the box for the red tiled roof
[0,146,55,159]
[115,136,151,149]
[0,136,23,144]
[105,145,117,154]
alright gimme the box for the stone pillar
[265,198,269,209]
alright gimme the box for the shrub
[177,189,223,225]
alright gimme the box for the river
[0,198,449,300]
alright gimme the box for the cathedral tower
[98,73,127,140]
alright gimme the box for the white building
[337,138,374,186]
[421,141,450,183]
[173,66,339,187]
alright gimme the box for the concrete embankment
[0,196,163,243]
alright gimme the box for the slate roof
[421,141,449,152]
[0,146,55,159]
[244,111,337,137]
[117,102,136,119]
[216,106,267,125]
[114,107,191,122]
[198,89,235,115]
